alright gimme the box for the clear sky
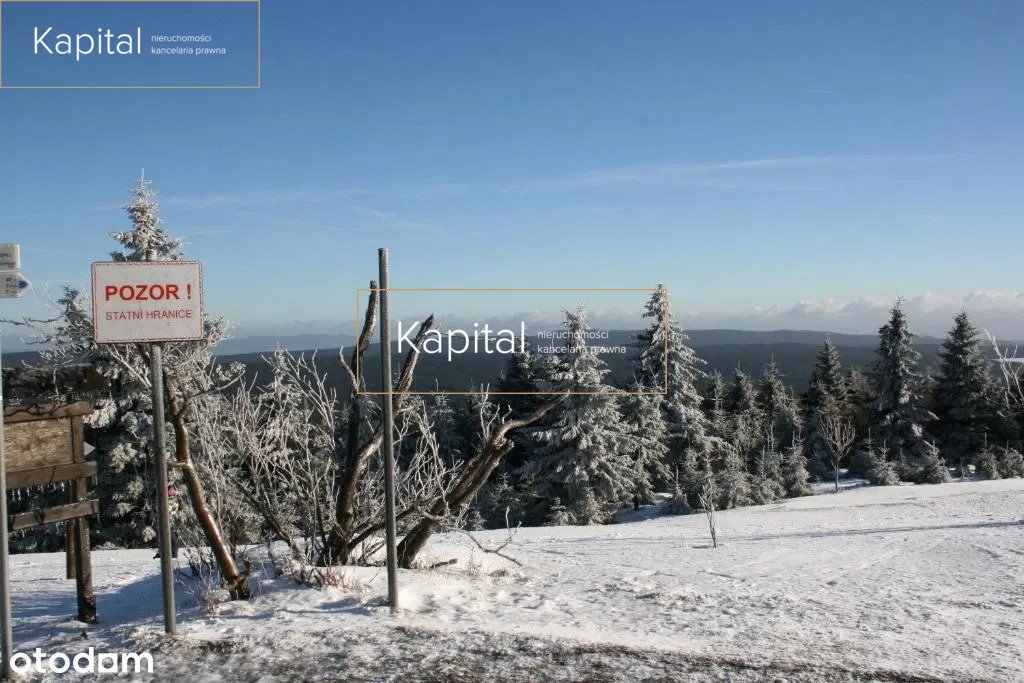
[1,1,1022,341]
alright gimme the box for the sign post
[0,331,13,680]
[0,243,29,679]
[378,248,399,611]
[92,260,204,635]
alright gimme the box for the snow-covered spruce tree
[725,368,763,469]
[974,442,1001,479]
[702,371,727,418]
[105,178,251,597]
[518,308,634,525]
[998,446,1024,478]
[802,338,848,481]
[757,360,801,453]
[859,433,900,486]
[749,440,785,505]
[843,369,877,477]
[478,470,520,528]
[780,435,812,497]
[705,372,732,445]
[620,382,671,502]
[10,286,160,547]
[932,312,997,477]
[546,497,573,526]
[715,443,752,509]
[870,302,948,484]
[494,339,545,471]
[427,392,466,468]
[634,286,722,503]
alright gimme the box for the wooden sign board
[3,401,98,622]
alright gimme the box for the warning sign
[91,261,204,343]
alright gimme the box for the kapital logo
[34,26,143,61]
[0,0,260,88]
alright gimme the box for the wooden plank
[5,461,97,490]
[9,499,99,532]
[71,415,86,463]
[3,401,93,424]
[3,420,74,472]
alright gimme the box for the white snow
[9,478,1024,681]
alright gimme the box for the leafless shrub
[697,478,718,549]
[819,414,856,492]
[988,332,1024,412]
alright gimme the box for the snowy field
[9,478,1024,681]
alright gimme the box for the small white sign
[92,261,204,343]
[0,244,21,270]
[0,270,31,299]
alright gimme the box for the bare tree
[697,476,718,549]
[323,282,435,565]
[988,333,1024,412]
[219,351,338,568]
[396,388,562,568]
[819,414,856,492]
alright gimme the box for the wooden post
[69,415,95,623]
[65,519,76,580]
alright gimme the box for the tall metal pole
[149,343,176,634]
[0,330,14,677]
[377,248,399,611]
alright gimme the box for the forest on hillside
[3,181,1024,603]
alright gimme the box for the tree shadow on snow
[732,519,1021,544]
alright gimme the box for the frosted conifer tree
[495,340,544,471]
[757,360,802,451]
[620,383,671,501]
[24,287,158,546]
[546,498,573,526]
[519,308,634,525]
[861,434,900,486]
[634,286,721,499]
[975,443,1001,479]
[715,444,751,509]
[803,339,848,481]
[750,443,785,505]
[780,435,812,497]
[998,446,1024,478]
[870,302,948,483]
[932,312,997,476]
[725,368,762,469]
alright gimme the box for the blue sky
[1,1,1022,341]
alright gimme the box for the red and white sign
[91,261,204,343]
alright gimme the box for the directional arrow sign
[0,244,20,270]
[0,270,31,299]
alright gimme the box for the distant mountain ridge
[210,328,942,356]
[1,329,999,394]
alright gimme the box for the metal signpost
[378,248,400,611]
[0,243,30,679]
[91,260,204,635]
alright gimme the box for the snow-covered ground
[10,478,1024,681]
